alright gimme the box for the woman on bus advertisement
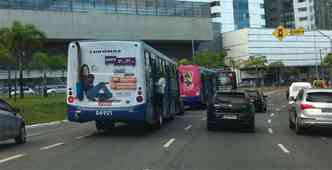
[76,64,112,101]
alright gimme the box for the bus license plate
[96,110,113,116]
[223,115,237,120]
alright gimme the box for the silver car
[0,99,26,144]
[289,88,332,134]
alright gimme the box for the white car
[10,87,35,96]
[287,82,312,102]
[47,85,66,95]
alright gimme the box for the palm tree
[32,52,51,97]
[0,44,15,98]
[244,56,268,86]
[49,55,67,83]
[0,21,45,98]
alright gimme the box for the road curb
[26,120,68,129]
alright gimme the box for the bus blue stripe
[67,104,146,123]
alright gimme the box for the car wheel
[52,91,56,95]
[295,117,303,135]
[207,122,217,131]
[154,111,163,129]
[15,125,26,144]
[247,117,255,133]
[289,115,295,129]
[263,105,267,113]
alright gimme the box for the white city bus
[67,41,182,130]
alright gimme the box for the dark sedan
[245,89,267,113]
[0,99,26,144]
[207,91,255,132]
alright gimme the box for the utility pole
[314,31,319,79]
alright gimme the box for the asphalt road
[1,90,332,170]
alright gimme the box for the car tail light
[300,103,314,110]
[68,96,75,103]
[136,96,143,103]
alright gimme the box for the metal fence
[0,0,210,17]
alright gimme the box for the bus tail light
[136,96,143,103]
[138,86,143,95]
[68,96,75,103]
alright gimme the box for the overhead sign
[289,27,305,36]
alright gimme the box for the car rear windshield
[216,92,245,102]
[306,92,332,103]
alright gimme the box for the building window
[298,7,307,12]
[298,0,306,3]
[260,4,264,8]
[299,17,308,21]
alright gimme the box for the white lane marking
[270,113,275,117]
[40,142,64,150]
[75,133,93,140]
[268,128,273,134]
[27,120,68,129]
[276,108,280,112]
[184,124,193,131]
[27,133,44,138]
[278,144,290,154]
[163,138,175,148]
[268,119,272,124]
[0,154,26,164]
[201,117,207,121]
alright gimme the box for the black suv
[245,89,267,113]
[207,91,255,132]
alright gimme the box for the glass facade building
[211,0,265,33]
[0,0,210,17]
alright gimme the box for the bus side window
[144,51,150,66]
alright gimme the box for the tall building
[294,0,332,30]
[264,0,295,28]
[214,0,266,33]
[190,0,266,33]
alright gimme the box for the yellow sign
[272,25,290,41]
[273,26,305,41]
[289,27,305,36]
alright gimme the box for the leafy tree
[32,52,51,97]
[0,21,45,98]
[0,44,15,98]
[268,60,285,86]
[244,56,268,86]
[178,58,192,65]
[192,50,226,68]
[225,57,241,70]
[322,53,332,78]
[49,55,67,82]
